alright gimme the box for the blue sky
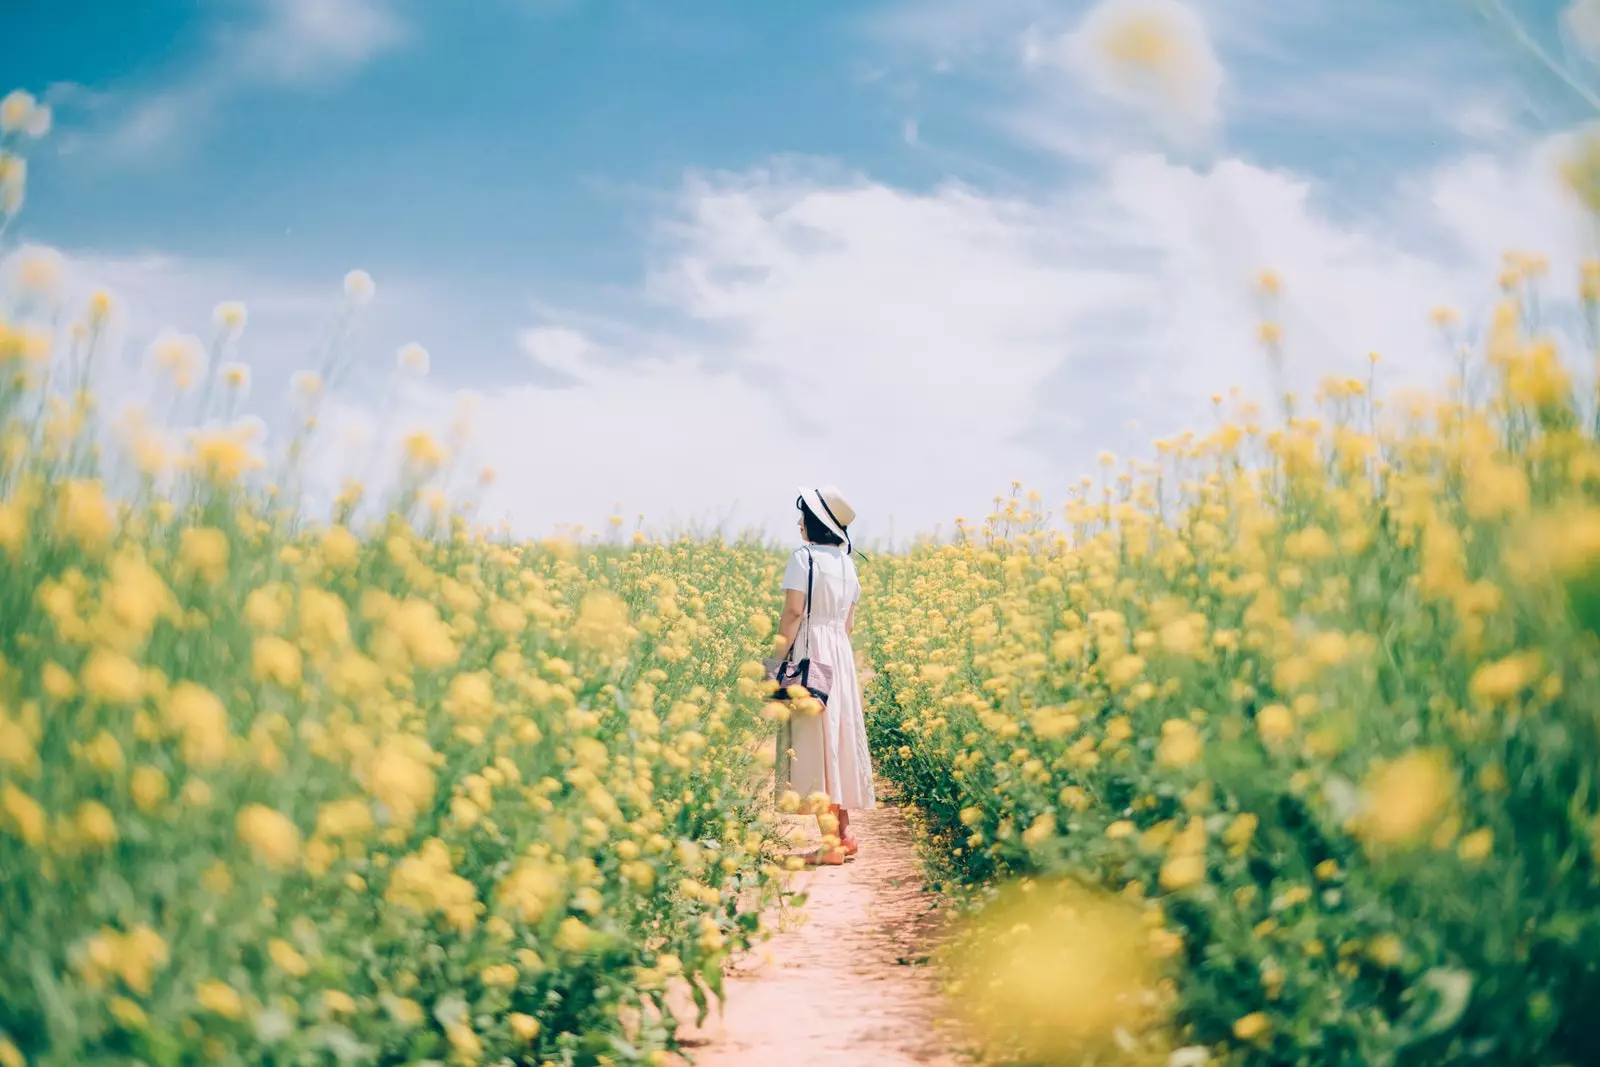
[2,0,1597,539]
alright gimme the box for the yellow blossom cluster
[0,112,798,1061]
[864,263,1600,1066]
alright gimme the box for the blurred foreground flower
[10,245,62,296]
[397,342,430,375]
[1067,0,1224,147]
[213,301,247,335]
[344,269,376,305]
[0,90,50,138]
[950,879,1162,1062]
[1355,749,1456,849]
[1561,127,1600,213]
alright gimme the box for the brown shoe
[802,848,846,866]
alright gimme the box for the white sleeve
[849,557,861,603]
[781,548,810,592]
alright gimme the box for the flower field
[864,267,1600,1065]
[0,91,811,1067]
[0,480,797,1067]
[10,72,1600,1067]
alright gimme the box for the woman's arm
[845,602,856,638]
[773,588,808,657]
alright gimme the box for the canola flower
[0,97,798,1067]
[6,69,1600,1067]
[864,259,1600,1065]
[0,479,793,1064]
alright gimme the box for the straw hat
[798,485,856,546]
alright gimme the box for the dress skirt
[774,618,876,811]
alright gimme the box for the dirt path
[674,786,968,1067]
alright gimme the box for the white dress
[775,544,876,811]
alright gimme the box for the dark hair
[797,497,845,546]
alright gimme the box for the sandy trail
[673,786,967,1067]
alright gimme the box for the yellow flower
[1021,811,1055,848]
[345,270,376,304]
[1367,934,1404,967]
[1457,828,1493,863]
[82,649,144,705]
[1058,785,1090,811]
[402,430,445,469]
[572,590,635,660]
[366,736,436,827]
[81,730,124,773]
[315,797,374,839]
[1468,652,1538,707]
[446,1023,481,1062]
[322,990,357,1015]
[109,996,148,1029]
[1233,1012,1271,1041]
[3,785,46,846]
[443,671,495,722]
[236,804,301,868]
[480,963,518,986]
[55,479,114,548]
[0,715,37,775]
[214,301,248,333]
[268,938,310,977]
[554,916,593,953]
[76,801,118,847]
[177,527,229,583]
[1255,704,1294,745]
[320,524,361,568]
[1159,852,1205,891]
[0,89,39,133]
[0,499,26,556]
[509,1012,541,1041]
[298,587,351,648]
[1157,718,1203,767]
[0,1039,22,1067]
[244,583,291,632]
[252,635,303,688]
[386,838,480,933]
[952,880,1154,1061]
[1357,750,1455,848]
[195,979,245,1019]
[385,599,459,669]
[384,995,424,1026]
[164,682,231,767]
[40,662,74,700]
[128,764,168,812]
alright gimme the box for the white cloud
[871,0,1518,169]
[20,0,1597,544]
[239,0,409,86]
[23,130,1592,544]
[93,0,408,162]
[1566,0,1600,60]
[520,326,602,378]
[347,139,1591,543]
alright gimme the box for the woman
[773,486,875,866]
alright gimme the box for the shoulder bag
[762,548,834,707]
